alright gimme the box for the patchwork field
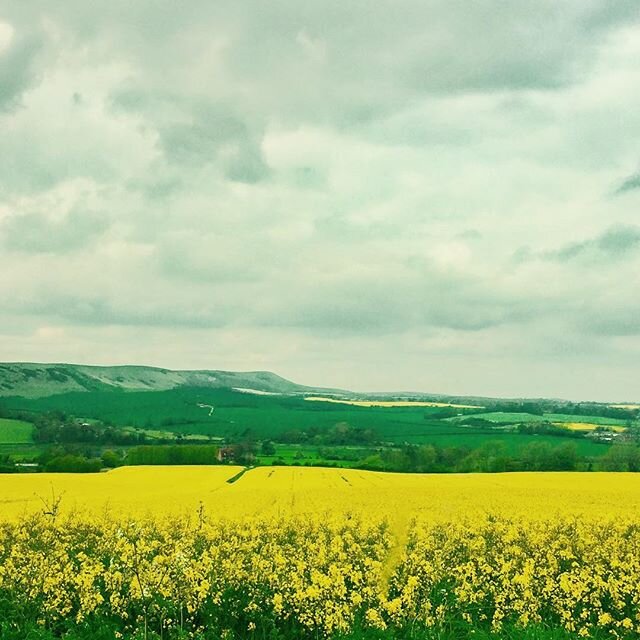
[0,387,622,456]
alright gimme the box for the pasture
[0,417,34,443]
[452,411,628,427]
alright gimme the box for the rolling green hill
[0,362,636,463]
[0,363,333,398]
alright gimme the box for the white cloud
[0,20,14,52]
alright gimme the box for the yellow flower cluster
[0,512,390,637]
[3,467,640,637]
[2,509,640,638]
[376,515,640,638]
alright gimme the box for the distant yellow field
[304,396,482,409]
[556,421,627,433]
[610,403,640,410]
[2,466,640,528]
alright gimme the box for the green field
[0,388,617,457]
[544,413,628,426]
[0,418,34,444]
[450,411,629,426]
[1,387,475,438]
[0,418,36,461]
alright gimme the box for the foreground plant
[0,512,639,639]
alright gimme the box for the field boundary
[226,466,254,484]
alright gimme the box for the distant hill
[0,363,333,398]
[0,362,635,408]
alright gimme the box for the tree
[600,445,640,472]
[261,440,276,456]
[101,449,123,468]
[521,442,554,471]
[550,442,578,471]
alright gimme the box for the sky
[1,1,640,401]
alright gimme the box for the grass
[0,620,615,640]
[0,444,44,460]
[121,425,223,442]
[452,411,629,427]
[544,413,628,426]
[234,435,607,466]
[0,418,34,444]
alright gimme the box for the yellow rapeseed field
[3,466,640,524]
[2,467,640,638]
[304,396,482,408]
[556,421,627,433]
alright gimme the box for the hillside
[0,363,326,398]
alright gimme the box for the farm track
[226,466,254,484]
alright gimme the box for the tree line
[355,441,640,473]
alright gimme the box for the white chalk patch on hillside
[233,387,282,396]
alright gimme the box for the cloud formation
[537,225,640,262]
[615,172,640,195]
[2,208,108,253]
[0,24,46,111]
[0,1,640,400]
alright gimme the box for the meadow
[452,412,629,427]
[1,466,640,639]
[0,417,34,443]
[0,417,37,460]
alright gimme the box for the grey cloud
[159,117,269,184]
[218,0,640,119]
[112,91,270,184]
[0,29,46,111]
[257,265,531,336]
[583,308,640,337]
[2,208,109,254]
[64,301,230,330]
[156,232,266,284]
[456,229,482,241]
[552,242,586,262]
[10,292,233,330]
[614,172,640,195]
[527,226,640,263]
[126,176,183,201]
[9,1,638,127]
[597,226,640,253]
[224,143,270,184]
[2,245,527,335]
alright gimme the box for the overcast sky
[1,2,640,401]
